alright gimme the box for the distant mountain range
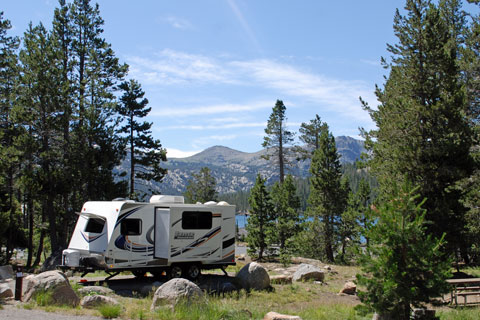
[117,136,365,196]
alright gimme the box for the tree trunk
[33,229,45,268]
[279,124,284,184]
[26,193,34,268]
[6,168,15,263]
[130,113,134,198]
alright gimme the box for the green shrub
[356,183,451,319]
[34,289,54,306]
[98,304,122,319]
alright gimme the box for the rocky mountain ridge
[118,136,365,195]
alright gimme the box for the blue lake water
[235,215,249,228]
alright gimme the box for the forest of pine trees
[0,1,166,266]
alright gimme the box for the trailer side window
[121,219,142,236]
[182,211,212,229]
[84,218,105,233]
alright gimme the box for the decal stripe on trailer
[222,237,235,249]
[115,206,142,227]
[81,232,105,243]
[171,226,221,257]
[223,249,235,259]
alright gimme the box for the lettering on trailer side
[174,231,195,240]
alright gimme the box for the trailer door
[154,208,170,259]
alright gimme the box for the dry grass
[14,261,480,319]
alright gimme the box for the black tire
[185,264,201,280]
[169,265,183,279]
[132,270,146,278]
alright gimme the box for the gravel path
[0,302,99,320]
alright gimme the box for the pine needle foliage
[356,182,451,320]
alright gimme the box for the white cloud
[127,49,235,85]
[161,122,266,130]
[150,101,272,117]
[162,16,192,30]
[227,0,262,53]
[231,59,376,122]
[127,50,376,128]
[166,148,200,158]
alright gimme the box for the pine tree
[355,178,374,247]
[48,0,128,252]
[262,100,294,183]
[296,114,327,160]
[307,124,346,262]
[357,182,451,319]
[184,167,218,204]
[17,22,63,266]
[462,0,480,263]
[361,0,474,259]
[337,177,356,264]
[0,12,21,263]
[270,174,301,252]
[246,174,274,260]
[117,79,167,199]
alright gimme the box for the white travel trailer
[61,195,236,279]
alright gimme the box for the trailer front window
[84,218,105,233]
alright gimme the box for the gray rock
[292,264,325,282]
[0,283,13,299]
[80,295,120,309]
[0,265,14,280]
[77,286,114,295]
[235,262,271,291]
[23,270,79,306]
[339,281,356,295]
[151,278,204,310]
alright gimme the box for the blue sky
[5,1,476,157]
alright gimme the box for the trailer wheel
[185,264,201,280]
[169,265,183,279]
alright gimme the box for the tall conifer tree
[117,79,167,199]
[0,12,20,263]
[262,100,294,183]
[296,114,327,160]
[184,167,218,204]
[361,0,474,258]
[246,174,274,260]
[17,22,63,264]
[270,174,301,251]
[307,124,346,262]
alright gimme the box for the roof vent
[204,201,217,206]
[150,195,184,204]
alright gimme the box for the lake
[235,214,249,228]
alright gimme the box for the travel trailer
[61,195,236,280]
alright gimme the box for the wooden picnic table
[446,278,480,306]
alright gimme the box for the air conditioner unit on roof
[149,195,184,204]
